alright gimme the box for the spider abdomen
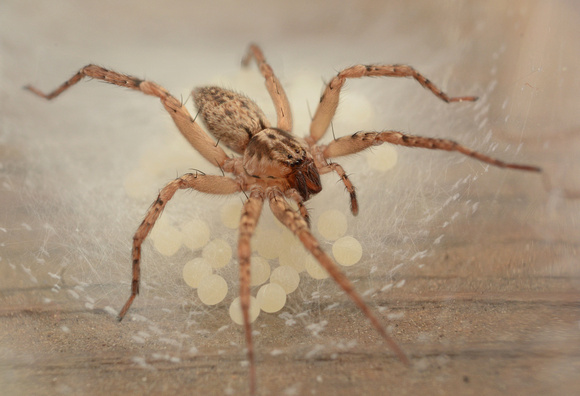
[193,86,271,154]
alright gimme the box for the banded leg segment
[242,44,293,133]
[323,131,542,172]
[309,64,478,143]
[118,173,241,320]
[25,65,228,168]
[237,189,265,396]
[267,188,409,365]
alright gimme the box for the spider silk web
[5,40,526,387]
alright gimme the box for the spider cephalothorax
[26,44,540,395]
[243,127,322,200]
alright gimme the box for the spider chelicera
[26,44,540,395]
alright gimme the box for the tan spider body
[26,44,540,395]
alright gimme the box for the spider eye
[287,154,293,160]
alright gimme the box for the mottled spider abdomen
[243,128,322,200]
[193,86,271,154]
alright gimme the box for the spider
[26,44,540,395]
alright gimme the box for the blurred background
[1,1,579,395]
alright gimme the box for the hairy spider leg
[267,187,410,365]
[237,189,265,395]
[118,173,241,320]
[25,65,229,168]
[242,43,293,133]
[309,64,478,144]
[323,131,541,172]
